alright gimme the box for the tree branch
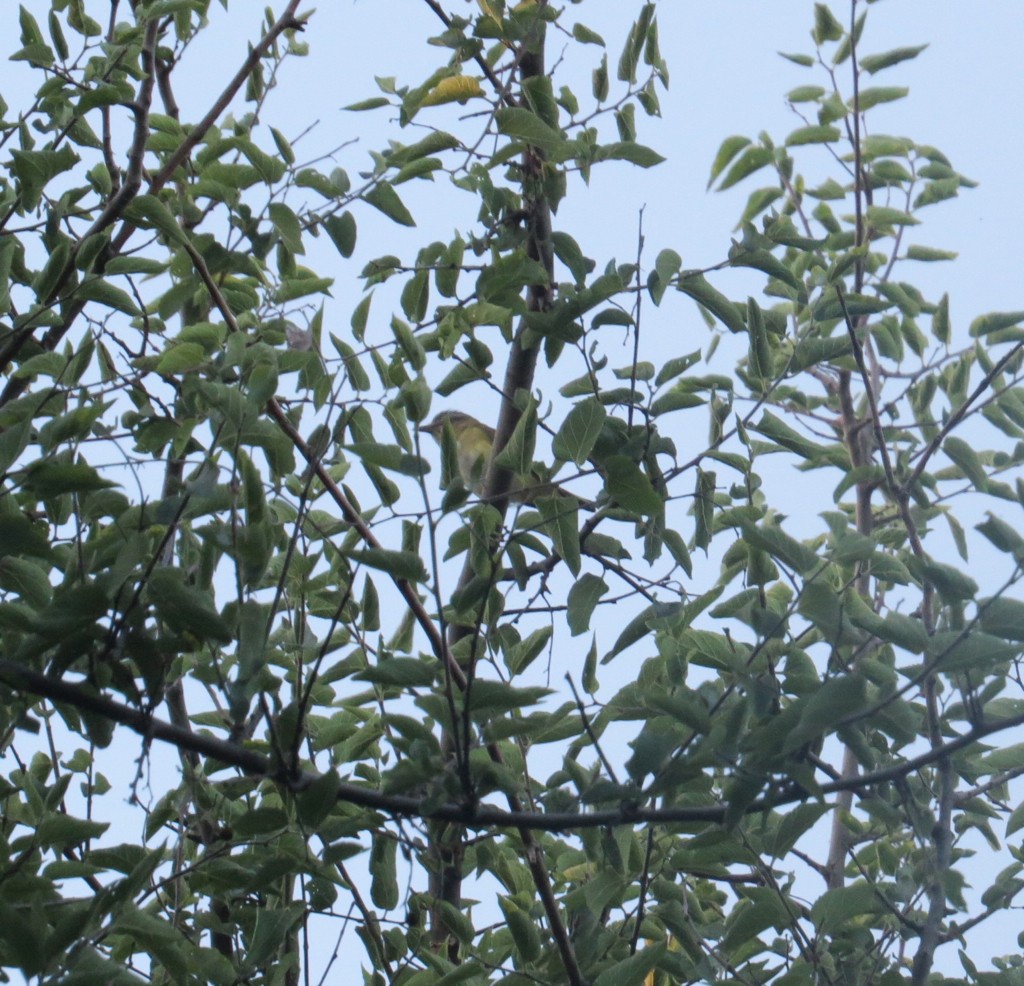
[3,660,1019,834]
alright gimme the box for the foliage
[0,1,1023,984]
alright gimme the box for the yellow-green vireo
[419,410,586,505]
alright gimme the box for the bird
[419,409,589,506]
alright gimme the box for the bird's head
[419,410,483,440]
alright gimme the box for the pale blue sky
[251,1,1023,320]
[127,1,1024,328]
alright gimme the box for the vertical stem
[825,0,867,892]
[418,5,581,980]
[427,6,566,970]
[825,369,872,890]
[912,755,953,984]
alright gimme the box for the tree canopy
[1,1,1023,984]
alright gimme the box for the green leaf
[21,461,115,498]
[911,558,978,603]
[716,145,773,191]
[231,810,286,839]
[296,169,339,200]
[348,443,429,477]
[730,249,802,291]
[104,256,168,276]
[494,402,538,478]
[553,398,606,465]
[720,888,793,953]
[0,557,53,608]
[779,51,815,67]
[345,97,390,111]
[654,350,700,387]
[19,5,44,45]
[787,85,825,103]
[785,673,867,752]
[268,202,303,254]
[740,522,820,576]
[324,212,357,259]
[122,194,188,245]
[0,512,52,560]
[662,528,693,577]
[32,239,71,301]
[465,681,551,718]
[786,124,841,146]
[846,598,928,654]
[812,883,882,933]
[648,247,682,305]
[32,583,108,644]
[582,636,599,694]
[567,574,608,636]
[812,3,844,43]
[592,53,609,102]
[500,897,543,960]
[857,86,908,110]
[866,205,919,228]
[970,311,1024,338]
[977,513,1024,563]
[10,145,79,205]
[246,903,305,971]
[296,771,341,829]
[111,907,188,982]
[605,456,662,517]
[37,810,108,847]
[356,658,435,687]
[751,411,822,461]
[707,134,751,189]
[603,601,681,663]
[676,273,745,333]
[979,597,1024,643]
[495,107,564,150]
[859,45,928,74]
[231,599,268,718]
[694,469,715,552]
[861,134,914,159]
[505,626,554,676]
[274,275,334,303]
[595,141,665,168]
[363,182,416,227]
[769,803,832,856]
[551,231,591,286]
[435,900,476,946]
[593,944,666,986]
[538,495,581,576]
[907,245,957,263]
[943,436,989,489]
[572,23,605,46]
[344,548,428,583]
[928,631,1017,674]
[75,278,138,315]
[156,342,207,374]
[739,186,785,225]
[932,292,951,344]
[146,568,233,643]
[1006,802,1024,838]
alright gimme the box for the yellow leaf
[644,935,679,986]
[420,76,484,107]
